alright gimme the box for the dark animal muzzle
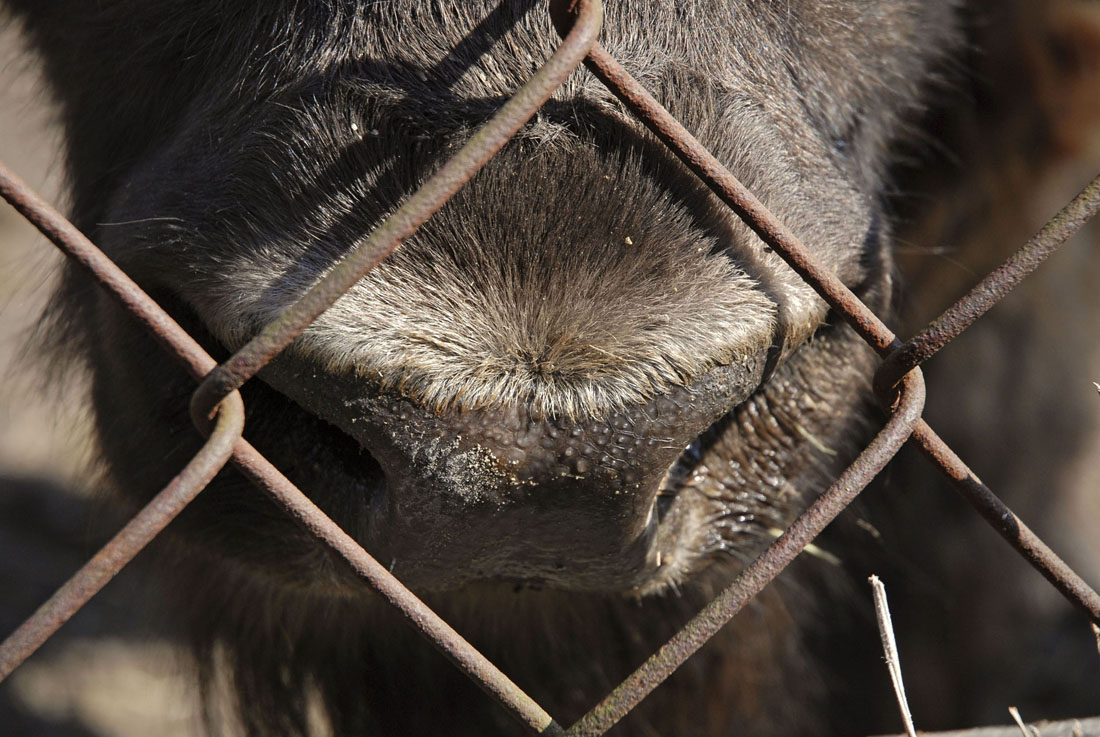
[262,352,768,591]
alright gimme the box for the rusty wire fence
[1,0,1099,734]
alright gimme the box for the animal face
[17,0,950,590]
[4,1,961,734]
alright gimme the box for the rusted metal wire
[564,370,927,737]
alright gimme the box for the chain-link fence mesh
[1,1,1098,735]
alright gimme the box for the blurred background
[876,0,1100,725]
[0,1,1098,735]
[0,17,221,737]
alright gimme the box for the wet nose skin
[262,353,767,592]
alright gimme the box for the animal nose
[326,360,768,591]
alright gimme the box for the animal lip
[623,408,744,595]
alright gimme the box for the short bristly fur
[4,2,957,735]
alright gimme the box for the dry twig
[870,575,917,737]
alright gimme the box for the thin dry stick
[1009,706,1037,737]
[1093,389,1100,659]
[873,717,1100,737]
[870,575,918,737]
